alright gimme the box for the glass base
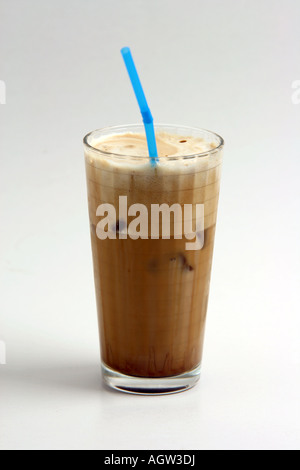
[102,362,201,395]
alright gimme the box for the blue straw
[121,47,159,166]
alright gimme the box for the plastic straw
[121,47,158,166]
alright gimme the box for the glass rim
[83,123,224,160]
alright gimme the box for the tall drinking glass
[84,124,224,394]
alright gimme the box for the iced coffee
[84,124,223,394]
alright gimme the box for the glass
[84,124,224,394]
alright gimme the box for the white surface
[0,0,300,450]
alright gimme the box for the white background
[0,0,300,450]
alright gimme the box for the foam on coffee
[92,131,217,158]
